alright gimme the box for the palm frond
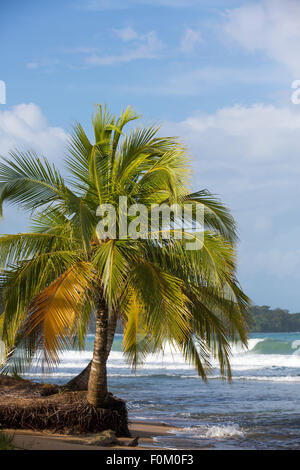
[0,150,63,215]
[22,262,96,365]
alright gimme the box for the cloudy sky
[1,0,300,311]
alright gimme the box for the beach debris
[127,436,139,447]
[67,429,120,446]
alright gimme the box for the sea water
[23,332,300,449]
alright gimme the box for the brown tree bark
[105,310,118,360]
[64,311,118,392]
[87,293,109,407]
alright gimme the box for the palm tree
[0,105,250,408]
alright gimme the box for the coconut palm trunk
[87,293,109,407]
[106,311,118,359]
[65,311,118,391]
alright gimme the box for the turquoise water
[25,332,300,449]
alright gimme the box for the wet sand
[6,421,176,450]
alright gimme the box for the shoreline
[6,420,178,451]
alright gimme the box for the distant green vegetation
[89,306,300,334]
[250,305,300,332]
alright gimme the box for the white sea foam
[204,424,245,439]
[23,372,76,378]
[170,423,245,439]
[106,349,300,371]
[292,340,300,350]
[233,375,300,382]
[26,335,300,379]
[28,353,300,371]
[230,338,265,354]
[206,374,300,383]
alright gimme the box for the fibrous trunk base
[0,390,130,437]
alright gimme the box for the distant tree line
[249,305,300,332]
[87,305,300,335]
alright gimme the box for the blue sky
[1,0,300,311]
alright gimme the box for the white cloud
[119,64,285,96]
[0,103,68,163]
[164,104,300,305]
[113,27,138,42]
[166,103,300,198]
[251,247,300,279]
[86,30,164,65]
[180,28,203,53]
[223,0,300,75]
[0,103,68,233]
[25,58,61,70]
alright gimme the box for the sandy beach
[5,421,176,451]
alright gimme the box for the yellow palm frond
[23,262,96,365]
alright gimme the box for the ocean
[23,332,300,450]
